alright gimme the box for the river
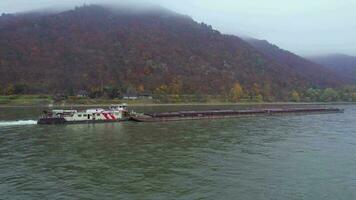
[0,105,355,199]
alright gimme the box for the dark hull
[130,108,344,122]
[37,117,129,125]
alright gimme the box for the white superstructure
[38,104,129,124]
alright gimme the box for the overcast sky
[1,0,355,56]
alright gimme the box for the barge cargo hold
[130,108,344,122]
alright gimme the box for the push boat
[38,104,129,125]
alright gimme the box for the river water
[0,105,355,199]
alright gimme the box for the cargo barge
[130,107,344,122]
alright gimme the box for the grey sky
[1,0,355,56]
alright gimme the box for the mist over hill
[243,38,345,86]
[308,54,356,83]
[0,4,346,100]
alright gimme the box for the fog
[1,0,355,56]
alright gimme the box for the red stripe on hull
[109,114,116,120]
[102,113,110,120]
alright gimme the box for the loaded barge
[37,105,344,124]
[130,107,344,122]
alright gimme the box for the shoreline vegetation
[0,94,355,107]
[1,83,356,107]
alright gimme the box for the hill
[244,38,343,86]
[0,5,343,100]
[308,54,356,83]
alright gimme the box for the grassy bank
[0,95,156,106]
[0,95,53,106]
[0,95,355,107]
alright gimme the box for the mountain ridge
[243,38,345,85]
[308,54,356,83]
[0,4,345,100]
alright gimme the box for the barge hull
[130,108,343,122]
[37,118,129,125]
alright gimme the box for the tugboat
[38,104,129,125]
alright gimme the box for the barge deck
[130,108,344,122]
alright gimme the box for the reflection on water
[0,105,355,199]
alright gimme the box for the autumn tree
[154,84,170,102]
[137,84,145,93]
[252,83,260,96]
[290,90,301,102]
[352,93,356,102]
[169,78,183,95]
[262,82,272,101]
[154,84,169,95]
[4,84,15,96]
[229,83,243,102]
[251,83,263,101]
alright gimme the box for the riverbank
[0,95,355,107]
[0,95,149,106]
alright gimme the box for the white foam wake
[0,120,37,127]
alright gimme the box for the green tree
[65,87,75,97]
[104,86,121,99]
[305,88,321,102]
[255,94,264,102]
[14,84,27,94]
[89,86,103,99]
[320,88,338,102]
[229,83,243,102]
[337,89,349,102]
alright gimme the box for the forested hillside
[308,54,356,83]
[244,38,344,85]
[0,5,345,101]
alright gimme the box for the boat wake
[0,120,37,127]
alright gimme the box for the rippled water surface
[0,105,355,199]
